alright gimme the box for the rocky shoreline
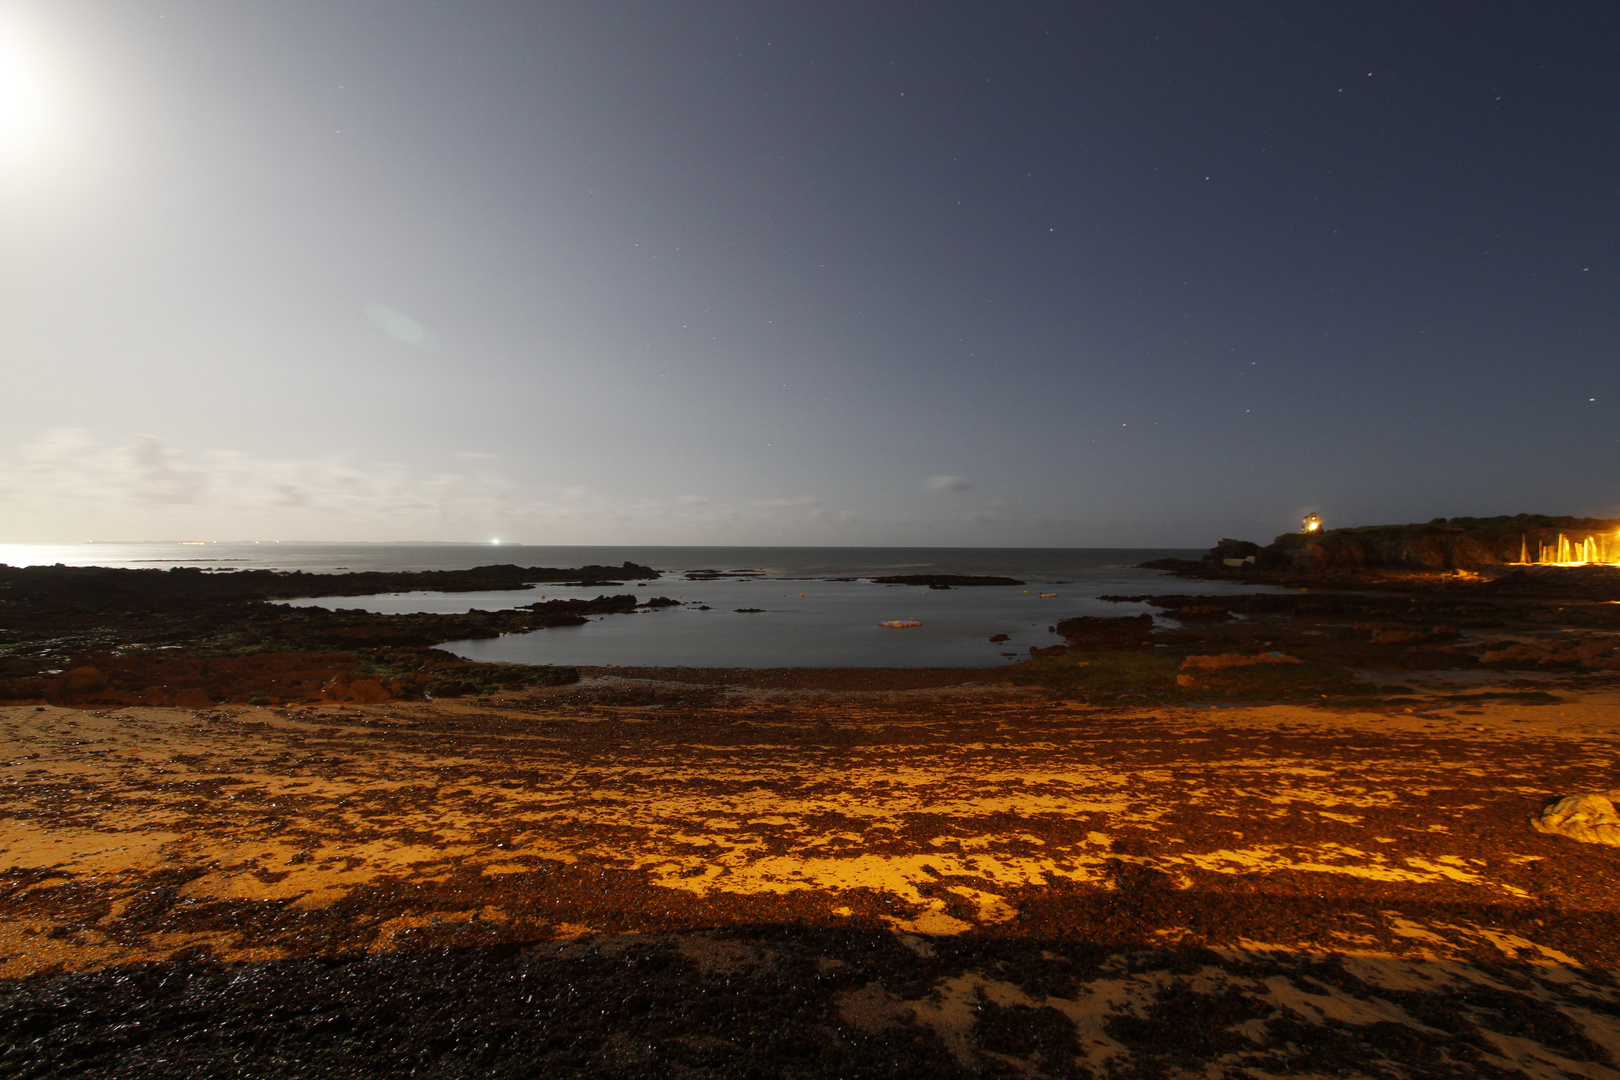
[13,537,1620,710]
[0,563,676,706]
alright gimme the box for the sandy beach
[5,671,1618,1077]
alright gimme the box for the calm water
[2,542,1289,668]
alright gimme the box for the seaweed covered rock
[0,643,583,706]
[1053,613,1155,648]
[1175,652,1301,687]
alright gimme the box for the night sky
[2,2,1616,545]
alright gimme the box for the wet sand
[4,675,1619,1077]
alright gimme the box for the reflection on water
[282,562,1288,669]
[442,575,1113,668]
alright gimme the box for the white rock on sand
[1532,791,1620,846]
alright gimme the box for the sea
[0,542,1290,668]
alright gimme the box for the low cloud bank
[0,429,504,530]
[0,429,841,543]
[0,432,1144,545]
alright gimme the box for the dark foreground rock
[7,925,1616,1080]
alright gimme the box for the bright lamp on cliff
[1302,513,1323,534]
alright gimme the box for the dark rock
[1053,613,1156,648]
[1138,558,1204,572]
[428,680,474,698]
[58,666,108,693]
[1168,605,1233,622]
[1204,539,1261,564]
[869,574,1025,586]
[989,634,1010,642]
[1,648,579,706]
[0,561,660,613]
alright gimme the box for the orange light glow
[1514,531,1614,566]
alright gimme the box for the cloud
[0,428,509,537]
[925,474,973,492]
[10,429,210,509]
[0,431,863,543]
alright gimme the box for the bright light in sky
[0,11,72,172]
[0,3,135,208]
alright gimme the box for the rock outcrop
[0,568,648,706]
[1204,539,1261,565]
[1053,613,1155,648]
[0,561,660,610]
[1255,515,1620,572]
